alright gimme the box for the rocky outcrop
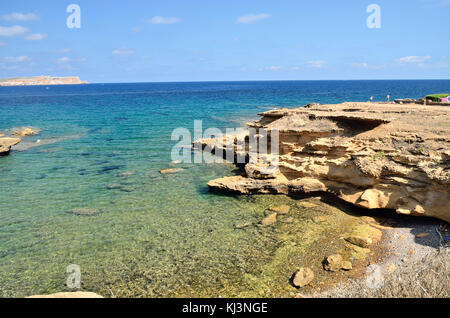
[0,76,87,86]
[0,137,21,156]
[199,102,450,223]
[12,127,36,137]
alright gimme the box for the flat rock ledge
[0,137,21,156]
[201,102,450,223]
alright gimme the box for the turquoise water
[0,80,449,297]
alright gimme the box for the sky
[0,0,449,83]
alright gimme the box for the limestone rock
[234,221,252,229]
[261,213,277,226]
[201,102,450,223]
[344,235,373,248]
[13,127,36,137]
[293,267,314,287]
[323,254,343,272]
[269,205,290,214]
[0,137,21,155]
[341,261,353,271]
[297,201,317,209]
[160,168,184,174]
[119,170,135,177]
[312,216,327,223]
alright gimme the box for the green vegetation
[373,151,386,160]
[425,94,450,102]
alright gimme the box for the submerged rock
[12,127,36,137]
[0,137,21,156]
[234,221,252,229]
[107,183,122,190]
[297,201,317,209]
[293,267,314,288]
[160,168,184,174]
[67,208,101,216]
[268,205,290,214]
[261,213,277,226]
[119,170,135,177]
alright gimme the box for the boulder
[293,267,314,287]
[323,254,343,272]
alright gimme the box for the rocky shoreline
[192,101,449,297]
[196,102,450,223]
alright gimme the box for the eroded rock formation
[197,102,450,223]
[0,137,21,156]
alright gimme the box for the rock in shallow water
[119,170,135,177]
[0,137,21,156]
[269,205,290,214]
[261,213,277,226]
[12,127,36,137]
[323,254,343,272]
[293,267,314,288]
[160,168,184,174]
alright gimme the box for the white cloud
[57,57,86,64]
[291,66,301,71]
[3,56,31,62]
[236,13,271,24]
[58,57,70,63]
[57,48,71,54]
[147,16,180,24]
[352,62,369,68]
[25,33,48,41]
[0,25,29,36]
[112,48,135,56]
[264,66,282,71]
[2,12,38,22]
[306,60,327,68]
[0,41,5,47]
[396,56,431,63]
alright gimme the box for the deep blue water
[0,80,448,297]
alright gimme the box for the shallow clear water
[0,80,449,297]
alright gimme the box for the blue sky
[0,0,449,82]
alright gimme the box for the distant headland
[0,76,88,87]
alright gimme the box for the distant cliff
[0,76,88,86]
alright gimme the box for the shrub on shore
[426,94,449,102]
